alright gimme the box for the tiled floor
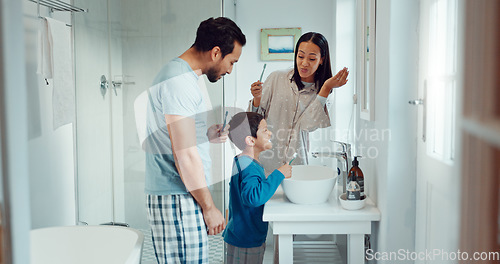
[290,241,343,264]
[139,229,156,264]
[208,234,225,263]
[140,230,342,264]
[139,229,225,264]
[263,240,343,264]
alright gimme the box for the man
[144,17,246,263]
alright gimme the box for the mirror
[72,0,371,262]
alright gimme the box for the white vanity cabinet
[263,187,381,264]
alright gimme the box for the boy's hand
[277,164,292,179]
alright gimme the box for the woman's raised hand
[319,67,349,96]
[250,81,263,107]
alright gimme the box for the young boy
[223,112,292,264]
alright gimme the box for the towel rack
[28,0,87,14]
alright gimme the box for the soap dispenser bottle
[348,156,365,199]
[346,173,361,200]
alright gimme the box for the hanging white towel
[37,18,52,79]
[43,17,75,130]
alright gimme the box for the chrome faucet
[311,141,352,193]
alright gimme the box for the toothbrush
[221,110,229,132]
[289,153,298,165]
[259,64,267,82]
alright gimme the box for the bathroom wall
[357,0,419,257]
[22,0,76,228]
[1,0,32,262]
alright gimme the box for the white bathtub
[30,225,144,264]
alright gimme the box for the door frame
[459,0,500,258]
[0,0,32,263]
[415,0,464,257]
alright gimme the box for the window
[424,0,458,163]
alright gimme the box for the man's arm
[165,114,225,235]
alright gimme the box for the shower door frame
[0,0,32,263]
[73,0,124,226]
[74,0,230,261]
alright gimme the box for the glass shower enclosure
[73,0,229,262]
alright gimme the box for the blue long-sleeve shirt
[223,155,285,248]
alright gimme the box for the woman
[249,32,349,174]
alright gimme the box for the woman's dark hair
[228,112,264,150]
[192,17,246,58]
[292,32,333,92]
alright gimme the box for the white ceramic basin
[282,165,337,205]
[31,225,144,264]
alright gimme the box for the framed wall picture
[260,28,302,61]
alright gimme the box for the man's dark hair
[292,32,333,92]
[228,112,264,151]
[192,17,246,58]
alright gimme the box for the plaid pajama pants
[147,194,208,264]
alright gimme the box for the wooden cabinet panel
[460,0,500,262]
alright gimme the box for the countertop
[263,186,381,222]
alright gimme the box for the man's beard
[206,66,223,83]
